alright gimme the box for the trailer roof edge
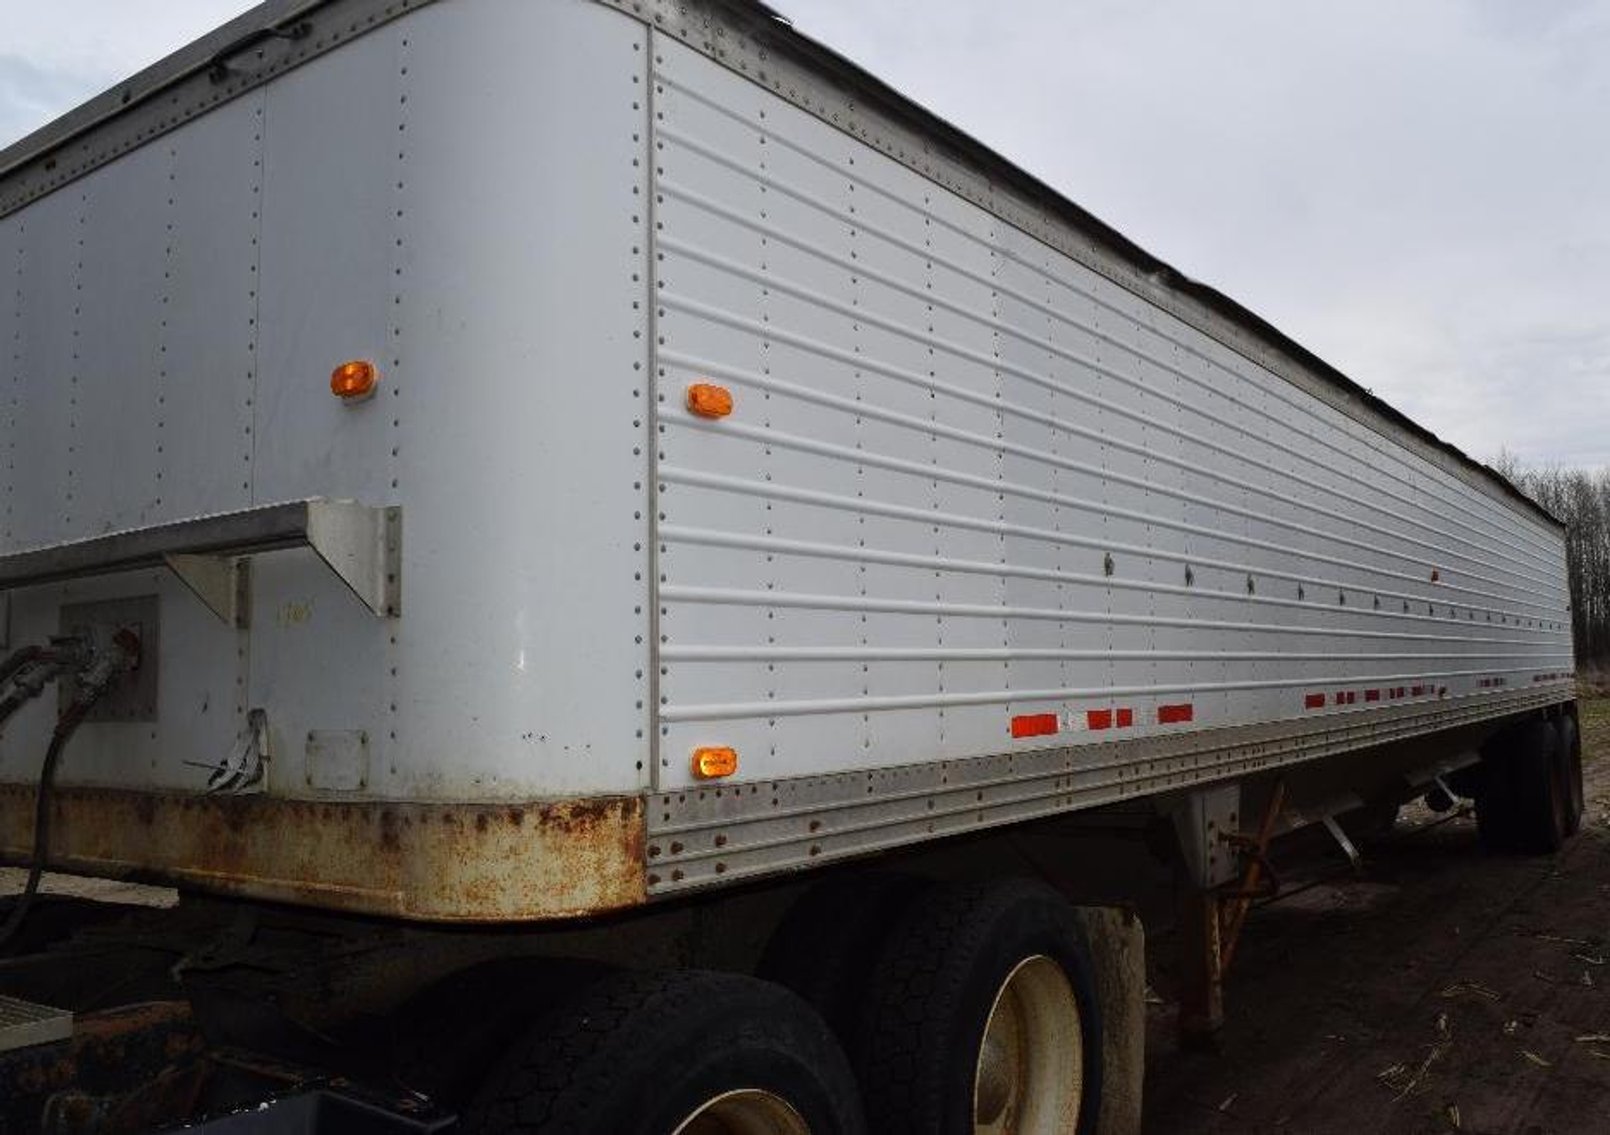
[0,0,312,182]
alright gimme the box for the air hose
[0,629,140,952]
[0,643,76,724]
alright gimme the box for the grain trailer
[0,0,1579,1130]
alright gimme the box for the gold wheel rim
[973,954,1084,1134]
[672,1088,813,1135]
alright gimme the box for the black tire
[856,878,1102,1135]
[1480,719,1567,855]
[458,969,866,1135]
[1514,719,1567,854]
[386,957,614,1106]
[1474,747,1519,852]
[756,871,930,1062]
[1559,711,1584,836]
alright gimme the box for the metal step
[0,995,72,1053]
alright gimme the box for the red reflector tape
[1365,689,1380,702]
[1158,703,1194,725]
[1087,709,1113,731]
[1304,693,1326,710]
[1010,713,1059,739]
[1116,707,1134,728]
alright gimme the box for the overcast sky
[4,1,1607,471]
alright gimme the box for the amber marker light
[331,359,379,402]
[692,746,738,779]
[686,382,733,419]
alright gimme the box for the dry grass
[1579,689,1610,762]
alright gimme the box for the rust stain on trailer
[0,787,646,923]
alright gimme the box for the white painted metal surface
[0,0,1575,913]
[1,0,653,802]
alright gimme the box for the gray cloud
[0,2,254,153]
[0,54,104,155]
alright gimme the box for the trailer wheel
[457,969,865,1135]
[757,871,929,1061]
[856,879,1101,1135]
[1558,711,1584,836]
[1474,751,1519,852]
[386,957,613,1106]
[1479,719,1567,855]
[1514,719,1568,854]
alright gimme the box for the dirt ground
[1144,696,1610,1134]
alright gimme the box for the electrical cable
[0,698,96,951]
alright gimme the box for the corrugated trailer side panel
[644,30,1571,885]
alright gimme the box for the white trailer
[0,0,1579,1131]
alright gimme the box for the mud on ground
[1145,696,1610,1134]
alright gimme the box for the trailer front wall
[648,34,1573,798]
[0,0,654,805]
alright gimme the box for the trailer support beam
[1175,885,1224,1047]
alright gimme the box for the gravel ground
[0,866,175,907]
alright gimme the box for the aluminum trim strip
[659,674,1567,724]
[657,464,1565,617]
[644,686,1569,894]
[657,526,1565,636]
[657,584,1554,646]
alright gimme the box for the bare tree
[1497,459,1610,665]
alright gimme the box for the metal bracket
[165,554,251,628]
[1170,784,1242,889]
[207,17,314,83]
[1320,813,1363,872]
[184,707,269,793]
[0,499,400,625]
[305,500,402,618]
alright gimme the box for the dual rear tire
[457,969,864,1134]
[763,876,1103,1135]
[457,877,1103,1135]
[1476,712,1583,854]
